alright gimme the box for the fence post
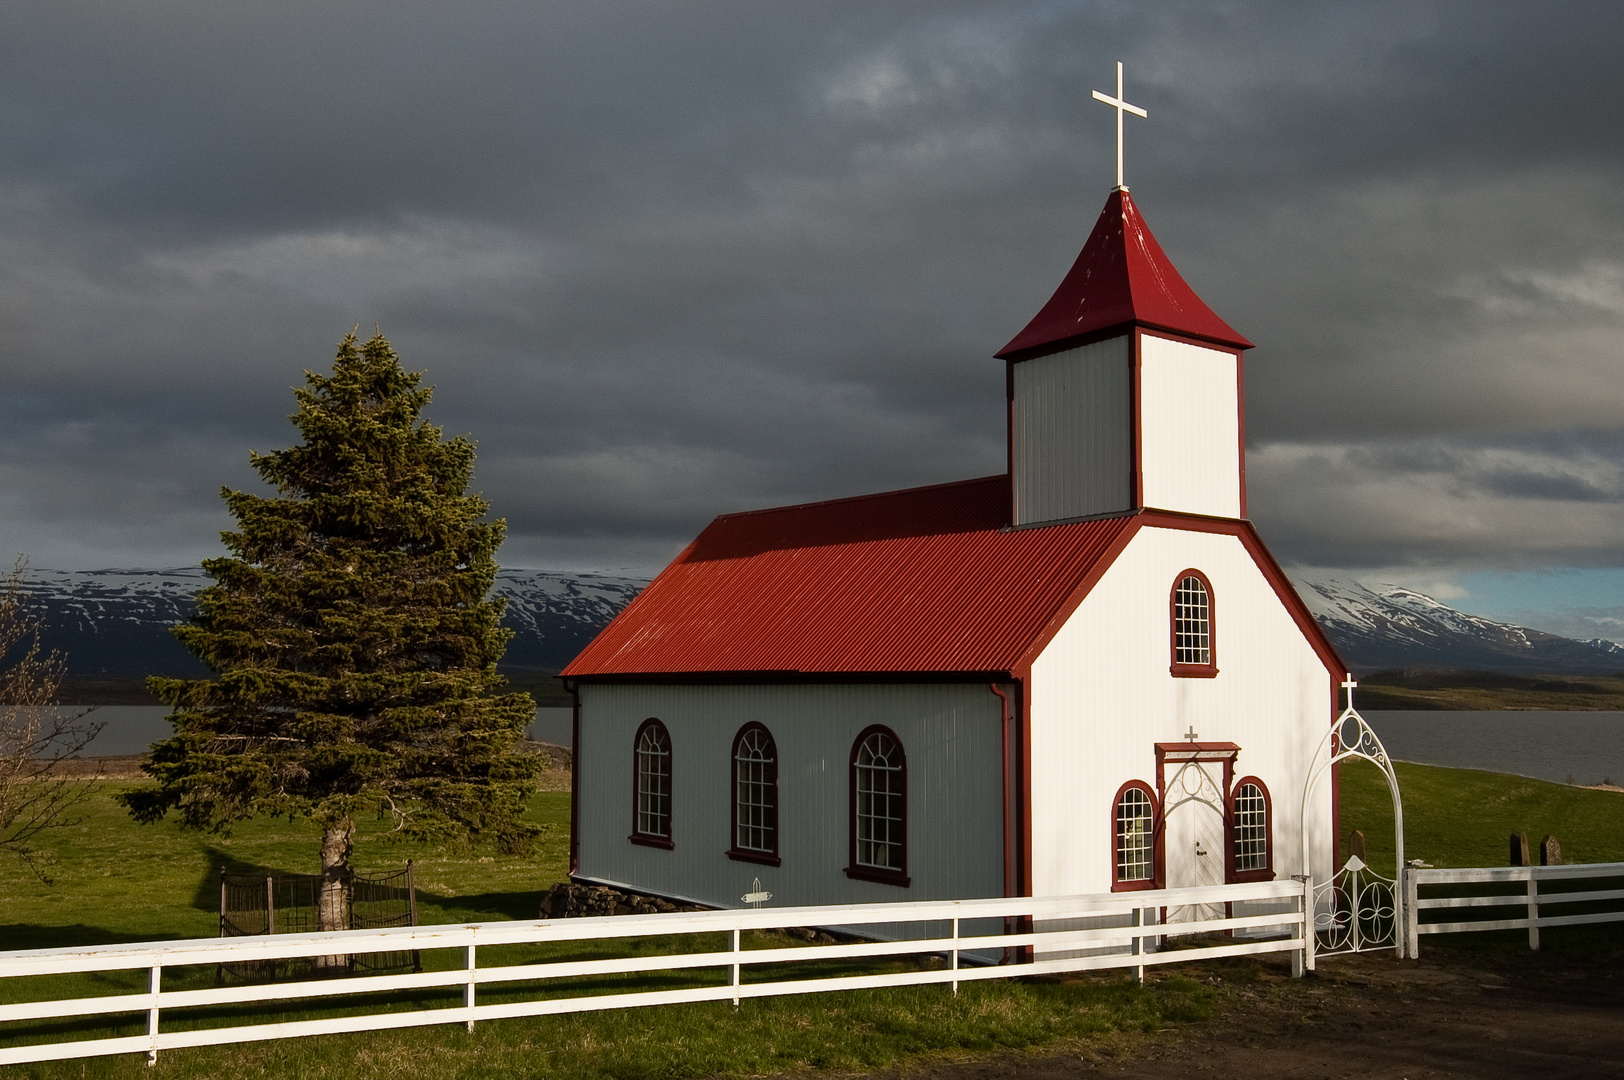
[1527,870,1540,951]
[950,917,960,996]
[1130,906,1145,984]
[266,875,275,935]
[1290,880,1306,978]
[1404,866,1421,959]
[146,963,161,1066]
[1296,875,1315,973]
[465,943,477,1032]
[731,928,741,1008]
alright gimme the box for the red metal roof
[996,189,1252,360]
[561,476,1138,677]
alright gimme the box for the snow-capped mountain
[17,565,1624,681]
[1290,577,1624,674]
[16,567,649,678]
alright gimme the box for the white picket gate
[0,879,1309,1066]
[1404,861,1624,955]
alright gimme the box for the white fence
[1404,861,1624,954]
[0,879,1308,1066]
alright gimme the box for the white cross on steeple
[1091,61,1148,191]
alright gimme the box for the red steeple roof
[996,189,1252,360]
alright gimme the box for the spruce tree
[123,331,539,931]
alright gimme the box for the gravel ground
[871,947,1624,1080]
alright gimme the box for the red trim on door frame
[1226,775,1274,884]
[1168,568,1219,678]
[1155,742,1237,890]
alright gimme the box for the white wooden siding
[1138,335,1240,517]
[1027,525,1334,897]
[1012,335,1132,525]
[575,682,1005,910]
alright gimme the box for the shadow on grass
[0,923,182,951]
[189,845,319,912]
[417,888,545,922]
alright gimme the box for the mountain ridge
[13,567,1624,690]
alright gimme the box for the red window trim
[1226,775,1273,883]
[726,722,782,867]
[845,724,910,887]
[1110,779,1162,892]
[1169,568,1218,678]
[628,717,674,850]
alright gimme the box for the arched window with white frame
[845,726,908,886]
[1228,776,1272,881]
[630,718,673,848]
[1112,780,1160,891]
[729,723,780,866]
[1169,569,1217,677]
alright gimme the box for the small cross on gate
[1183,724,1200,744]
[1091,61,1148,191]
[1342,673,1358,710]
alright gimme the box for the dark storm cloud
[0,0,1621,578]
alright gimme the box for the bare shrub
[0,557,101,882]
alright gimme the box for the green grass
[1339,759,1624,872]
[0,780,1218,1078]
[2,761,1616,1077]
[1339,760,1624,956]
[0,783,572,949]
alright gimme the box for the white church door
[1161,757,1227,929]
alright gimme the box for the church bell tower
[998,66,1252,527]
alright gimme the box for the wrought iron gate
[1300,676,1406,962]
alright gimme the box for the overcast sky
[1,1,1622,638]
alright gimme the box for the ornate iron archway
[1300,676,1406,965]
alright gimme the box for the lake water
[1364,711,1624,786]
[69,707,1624,787]
[69,706,577,757]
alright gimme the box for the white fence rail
[1404,862,1624,954]
[0,879,1308,1066]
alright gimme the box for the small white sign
[742,877,772,906]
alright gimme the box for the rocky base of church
[537,881,844,944]
[538,882,704,918]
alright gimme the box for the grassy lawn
[0,775,1221,1078]
[1339,759,1624,872]
[0,760,1615,1077]
[0,782,572,949]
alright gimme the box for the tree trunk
[316,818,354,971]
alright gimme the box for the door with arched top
[1161,757,1227,927]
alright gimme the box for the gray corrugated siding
[1012,335,1132,525]
[575,682,1005,911]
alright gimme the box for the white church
[560,81,1343,918]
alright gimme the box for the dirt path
[887,950,1624,1080]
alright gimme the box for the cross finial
[1091,61,1148,191]
[1342,673,1358,709]
[1183,724,1200,743]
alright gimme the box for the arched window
[1112,780,1160,891]
[729,723,780,865]
[1229,777,1272,881]
[630,718,673,848]
[1169,570,1217,677]
[846,726,908,886]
